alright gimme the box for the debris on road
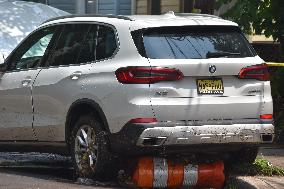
[76,177,117,187]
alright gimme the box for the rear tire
[70,115,116,180]
[226,147,259,165]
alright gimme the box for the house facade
[34,0,132,15]
[135,0,215,15]
[32,0,215,15]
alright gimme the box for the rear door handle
[70,71,82,80]
[21,77,32,86]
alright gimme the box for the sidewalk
[234,176,284,189]
[227,146,284,189]
[258,146,284,169]
[228,176,284,189]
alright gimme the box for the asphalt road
[0,170,102,189]
[0,152,121,189]
[0,146,283,189]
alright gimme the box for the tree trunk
[279,0,284,62]
[280,35,284,62]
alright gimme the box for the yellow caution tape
[267,62,284,67]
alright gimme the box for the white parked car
[0,12,274,179]
[0,0,68,58]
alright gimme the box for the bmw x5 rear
[111,20,274,162]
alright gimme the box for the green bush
[230,157,284,176]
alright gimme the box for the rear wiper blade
[206,51,241,58]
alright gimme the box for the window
[76,25,97,64]
[21,34,53,59]
[95,25,117,61]
[148,0,161,15]
[86,0,97,14]
[132,26,256,59]
[7,27,57,71]
[180,0,194,13]
[46,24,117,67]
[47,24,91,67]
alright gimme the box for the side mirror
[0,52,5,65]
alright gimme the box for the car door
[32,23,118,142]
[0,26,58,141]
[32,23,95,141]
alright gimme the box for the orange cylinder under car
[132,157,225,189]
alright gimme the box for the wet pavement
[0,146,283,189]
[0,152,120,189]
[0,170,117,189]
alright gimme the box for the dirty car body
[0,12,274,177]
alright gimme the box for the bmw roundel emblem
[209,65,217,74]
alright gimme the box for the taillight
[238,64,270,81]
[115,67,184,84]
[129,118,157,124]
[260,114,273,119]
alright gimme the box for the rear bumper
[109,121,274,156]
[137,124,274,146]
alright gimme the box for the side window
[22,34,53,59]
[95,25,117,61]
[7,26,57,71]
[76,25,98,64]
[45,23,117,67]
[47,24,91,67]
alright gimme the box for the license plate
[197,78,224,94]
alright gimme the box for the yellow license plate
[197,79,224,94]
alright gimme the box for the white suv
[0,12,274,179]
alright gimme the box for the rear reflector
[115,66,184,84]
[260,114,273,119]
[129,118,157,124]
[238,64,270,81]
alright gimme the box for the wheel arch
[65,98,110,144]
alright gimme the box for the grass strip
[230,157,284,176]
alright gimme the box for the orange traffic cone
[132,157,225,189]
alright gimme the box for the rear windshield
[131,26,256,59]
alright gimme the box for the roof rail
[42,14,132,24]
[165,11,220,19]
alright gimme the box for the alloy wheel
[74,125,98,173]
